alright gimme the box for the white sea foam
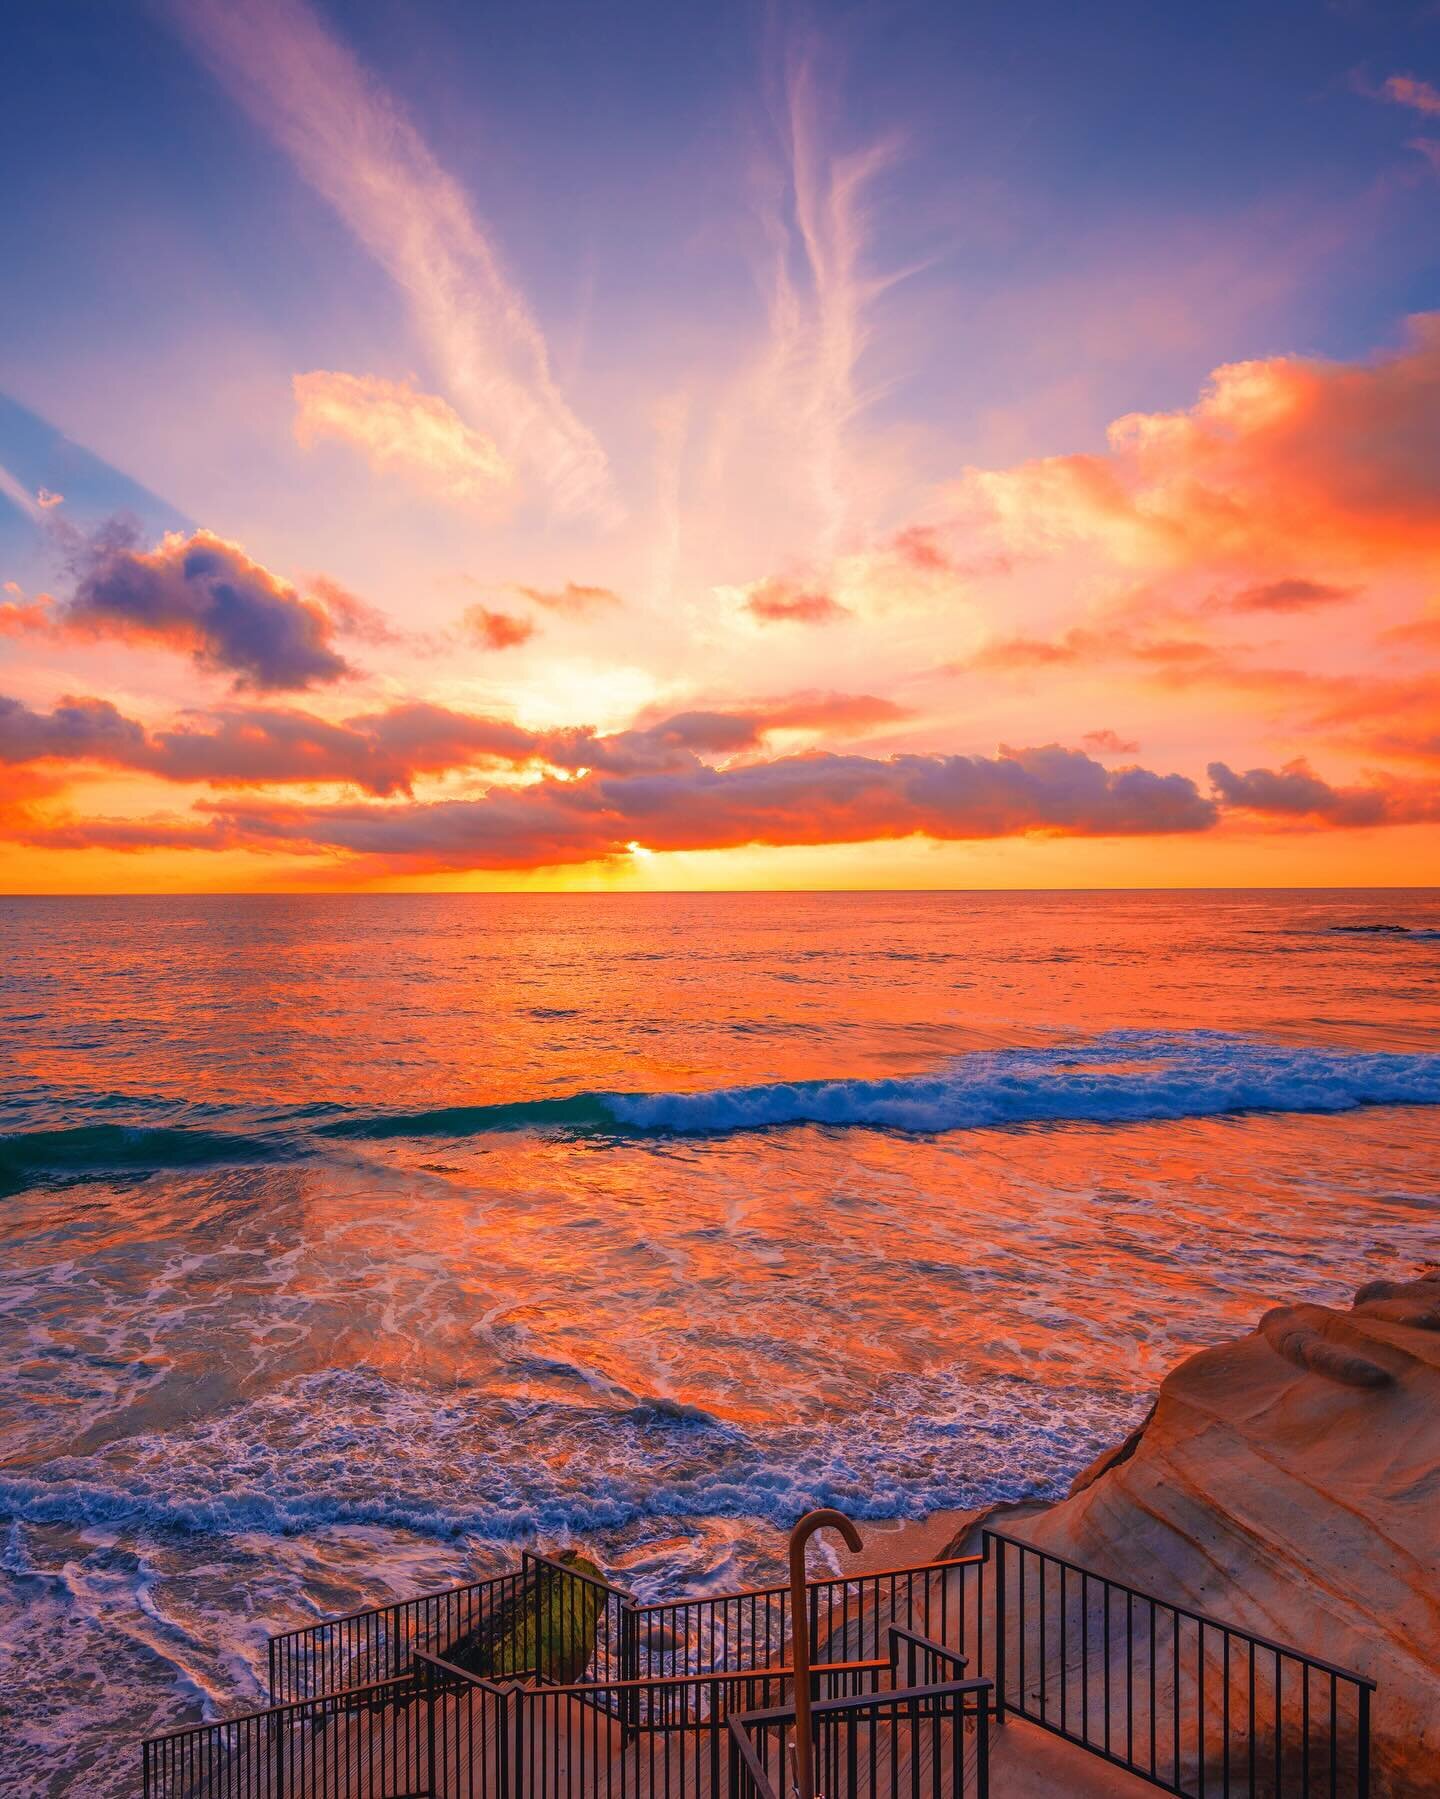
[0,1365,1145,1547]
[607,1031,1440,1135]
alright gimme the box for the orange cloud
[0,692,546,795]
[0,690,911,801]
[0,594,57,636]
[740,576,849,624]
[962,314,1440,571]
[16,743,1218,871]
[1381,75,1440,117]
[465,606,536,651]
[293,371,510,501]
[512,581,622,613]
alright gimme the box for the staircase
[139,1533,1373,1798]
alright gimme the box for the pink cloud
[961,314,1440,571]
[741,577,850,624]
[511,581,622,613]
[1209,758,1440,828]
[1081,729,1140,755]
[465,607,536,651]
[293,371,510,501]
[1381,75,1440,118]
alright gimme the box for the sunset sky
[3,0,1439,891]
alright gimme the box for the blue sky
[1,0,1438,890]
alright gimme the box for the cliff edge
[956,1271,1440,1796]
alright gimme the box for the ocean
[2,889,1438,1795]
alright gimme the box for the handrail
[414,1644,887,1701]
[733,1676,996,1731]
[525,1547,637,1604]
[141,1671,416,1746]
[261,1545,985,1668]
[888,1623,968,1671]
[630,1550,985,1614]
[410,1645,518,1698]
[266,1568,516,1641]
[516,1656,889,1700]
[726,1676,994,1799]
[983,1529,1378,1689]
[726,1713,784,1799]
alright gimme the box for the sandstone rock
[971,1274,1440,1797]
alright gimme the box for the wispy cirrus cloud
[511,581,623,613]
[169,0,613,518]
[1378,74,1440,118]
[703,34,903,561]
[293,372,510,503]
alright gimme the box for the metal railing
[269,1569,528,1703]
[269,1555,635,1706]
[148,1533,1377,1798]
[142,1672,430,1798]
[983,1530,1375,1798]
[417,1650,894,1799]
[143,1600,967,1797]
[728,1679,993,1799]
[623,1553,986,1683]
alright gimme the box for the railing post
[990,1535,1007,1723]
[976,1690,991,1797]
[531,1557,544,1682]
[1357,1685,1371,1799]
[272,1710,286,1799]
[512,1686,526,1799]
[425,1664,437,1799]
[620,1601,640,1745]
[495,1686,511,1799]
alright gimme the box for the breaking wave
[601,1032,1440,1134]
[6,1031,1440,1187]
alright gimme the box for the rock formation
[959,1272,1440,1796]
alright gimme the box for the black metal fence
[143,1673,431,1798]
[269,1556,635,1707]
[148,1534,1376,1799]
[623,1553,986,1684]
[727,1680,993,1799]
[269,1570,530,1704]
[982,1530,1375,1798]
[420,1655,890,1799]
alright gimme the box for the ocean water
[2,889,1439,1795]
